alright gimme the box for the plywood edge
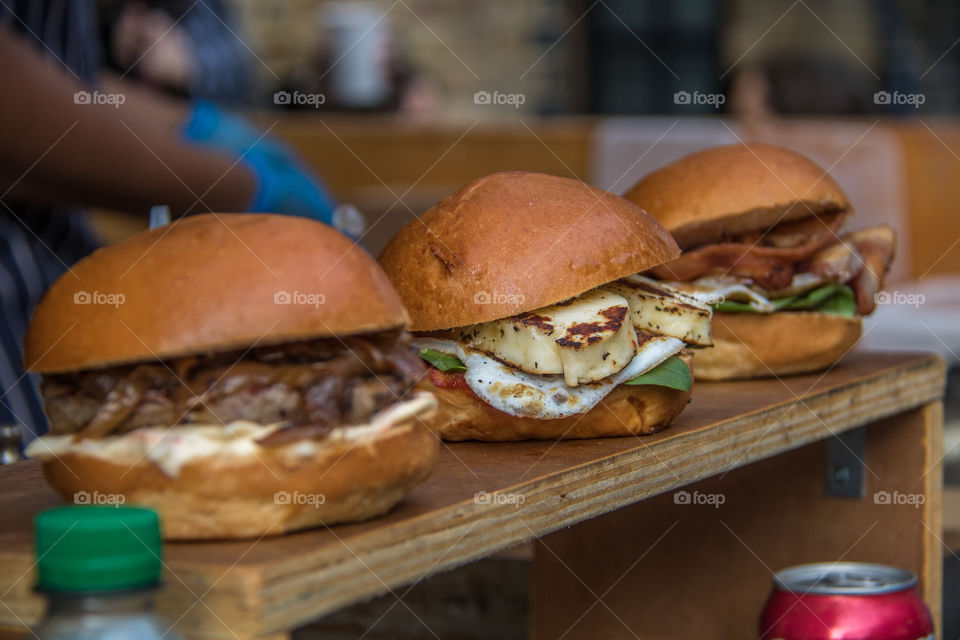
[258,355,945,577]
[921,402,944,638]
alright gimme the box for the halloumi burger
[24,214,438,539]
[624,144,895,380]
[378,172,713,441]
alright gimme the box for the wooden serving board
[0,352,945,639]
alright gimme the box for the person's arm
[100,71,188,133]
[0,29,254,216]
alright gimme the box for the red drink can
[759,562,934,639]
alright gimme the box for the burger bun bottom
[41,422,438,540]
[693,311,862,381]
[420,354,693,441]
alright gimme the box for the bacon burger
[377,171,713,441]
[24,214,438,539]
[624,143,895,380]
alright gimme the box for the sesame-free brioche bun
[378,171,680,331]
[25,213,408,373]
[692,312,861,380]
[623,144,851,250]
[419,353,693,441]
[40,420,439,540]
[625,145,864,380]
[24,215,440,538]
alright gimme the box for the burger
[377,171,713,441]
[623,143,896,380]
[23,214,438,539]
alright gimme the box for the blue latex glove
[242,148,337,225]
[182,99,290,161]
[181,100,338,226]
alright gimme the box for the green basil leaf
[623,356,691,391]
[419,348,466,372]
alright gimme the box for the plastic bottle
[32,505,183,640]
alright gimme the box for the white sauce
[25,392,437,477]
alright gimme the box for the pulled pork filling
[40,330,425,446]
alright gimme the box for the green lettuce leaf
[712,283,856,317]
[623,356,692,391]
[815,285,857,317]
[775,283,856,316]
[712,299,764,313]
[419,349,467,372]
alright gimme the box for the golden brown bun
[693,312,862,380]
[25,214,407,373]
[623,144,851,249]
[378,171,680,331]
[418,354,693,441]
[40,422,439,540]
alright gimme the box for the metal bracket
[826,426,866,498]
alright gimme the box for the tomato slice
[427,366,469,389]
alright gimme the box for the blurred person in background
[0,0,341,449]
[721,0,926,117]
[98,0,253,106]
[727,53,876,118]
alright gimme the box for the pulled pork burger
[24,214,438,539]
[377,171,713,441]
[624,143,895,380]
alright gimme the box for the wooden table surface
[0,352,946,639]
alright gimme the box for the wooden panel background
[897,121,960,278]
[530,404,943,639]
[90,115,960,281]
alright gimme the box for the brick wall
[229,0,575,118]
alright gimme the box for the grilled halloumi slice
[460,288,637,387]
[602,275,713,346]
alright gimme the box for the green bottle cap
[35,506,162,592]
